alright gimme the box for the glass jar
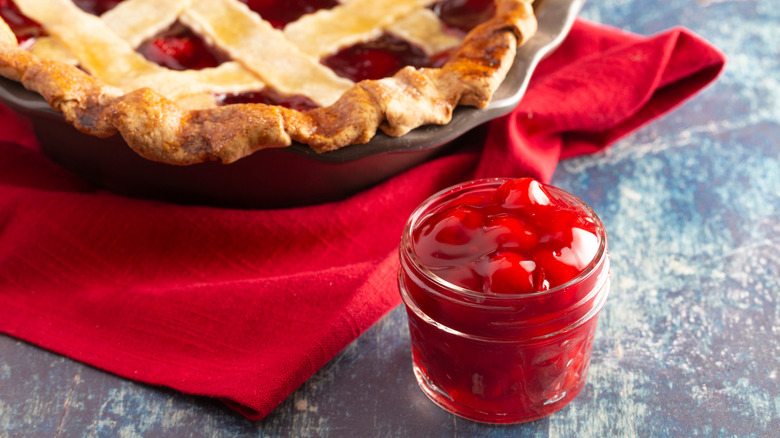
[398,178,610,423]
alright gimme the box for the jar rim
[401,177,609,301]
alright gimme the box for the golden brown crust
[0,0,537,164]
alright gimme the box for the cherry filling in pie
[0,0,537,164]
[1,0,494,109]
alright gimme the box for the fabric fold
[475,22,726,181]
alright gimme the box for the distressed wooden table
[2,1,779,436]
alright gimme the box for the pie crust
[0,0,537,165]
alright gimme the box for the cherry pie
[0,0,537,164]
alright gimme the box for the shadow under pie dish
[0,0,582,208]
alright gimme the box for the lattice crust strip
[283,0,436,58]
[387,8,463,55]
[180,0,354,107]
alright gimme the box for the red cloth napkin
[0,19,724,420]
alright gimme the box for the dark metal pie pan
[0,0,583,209]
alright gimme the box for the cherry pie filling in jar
[399,178,611,423]
[0,0,497,111]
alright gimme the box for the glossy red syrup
[217,88,318,112]
[413,178,600,294]
[399,178,610,423]
[72,0,123,15]
[136,23,223,71]
[433,0,497,33]
[322,34,433,82]
[1,0,495,109]
[240,0,339,29]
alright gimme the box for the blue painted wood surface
[2,1,779,436]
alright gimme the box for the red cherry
[436,265,483,291]
[534,210,576,246]
[533,208,597,247]
[483,252,536,294]
[242,0,339,28]
[495,178,551,210]
[72,0,124,15]
[324,46,403,82]
[533,248,582,288]
[484,216,539,253]
[151,37,196,64]
[323,34,431,82]
[429,205,484,246]
[445,192,492,209]
[353,49,402,81]
[139,25,222,71]
[566,228,600,270]
[433,0,496,33]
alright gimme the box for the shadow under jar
[398,178,610,423]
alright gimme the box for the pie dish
[0,0,538,165]
[0,0,582,207]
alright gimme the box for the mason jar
[398,178,610,423]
